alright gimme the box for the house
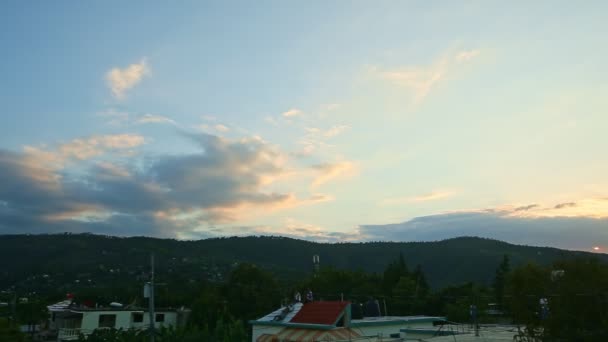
[47,299,190,341]
[250,301,447,341]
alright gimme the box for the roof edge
[351,317,446,327]
[250,321,336,330]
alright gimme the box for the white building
[47,299,189,341]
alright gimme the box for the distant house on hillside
[47,299,190,341]
[250,301,447,341]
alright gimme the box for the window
[132,313,143,323]
[155,313,164,323]
[98,314,116,328]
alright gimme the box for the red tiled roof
[290,301,350,325]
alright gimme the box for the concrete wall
[357,324,403,339]
[356,321,440,340]
[251,325,282,342]
[80,310,177,331]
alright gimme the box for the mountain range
[2,234,606,292]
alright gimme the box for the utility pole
[148,254,155,342]
[383,299,388,317]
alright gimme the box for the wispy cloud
[214,124,229,132]
[514,204,539,211]
[455,49,481,62]
[24,134,145,166]
[507,198,608,219]
[304,125,349,138]
[381,190,455,205]
[97,108,130,126]
[198,123,232,134]
[106,59,149,99]
[282,108,302,118]
[311,161,357,187]
[323,103,341,111]
[264,116,279,126]
[293,125,350,158]
[370,49,480,103]
[412,191,455,202]
[323,125,350,138]
[136,114,176,125]
[554,202,576,209]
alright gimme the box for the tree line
[2,253,608,341]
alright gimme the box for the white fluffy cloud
[106,59,149,99]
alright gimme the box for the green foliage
[77,328,144,342]
[212,315,247,342]
[224,263,280,320]
[506,263,549,326]
[0,318,26,342]
[543,258,608,340]
[307,267,381,301]
[3,234,608,341]
[505,258,608,340]
[16,300,48,326]
[189,285,223,332]
[382,253,410,295]
[3,234,605,294]
[493,254,511,306]
[434,282,491,322]
[76,325,240,342]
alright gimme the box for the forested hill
[2,234,606,291]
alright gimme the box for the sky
[1,1,608,251]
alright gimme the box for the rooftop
[256,302,304,323]
[47,299,187,313]
[290,301,350,325]
[251,301,350,329]
[352,315,444,326]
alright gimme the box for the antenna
[148,254,155,342]
[313,255,320,276]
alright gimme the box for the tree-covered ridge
[2,239,607,341]
[1,233,605,293]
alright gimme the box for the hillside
[2,234,606,292]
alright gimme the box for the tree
[436,282,490,323]
[0,318,26,342]
[505,262,549,337]
[493,255,510,307]
[391,277,416,315]
[224,263,280,320]
[413,264,430,298]
[543,258,608,340]
[190,285,224,332]
[382,253,410,296]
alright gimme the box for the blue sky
[1,1,608,251]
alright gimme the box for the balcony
[57,328,83,341]
[58,328,112,341]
